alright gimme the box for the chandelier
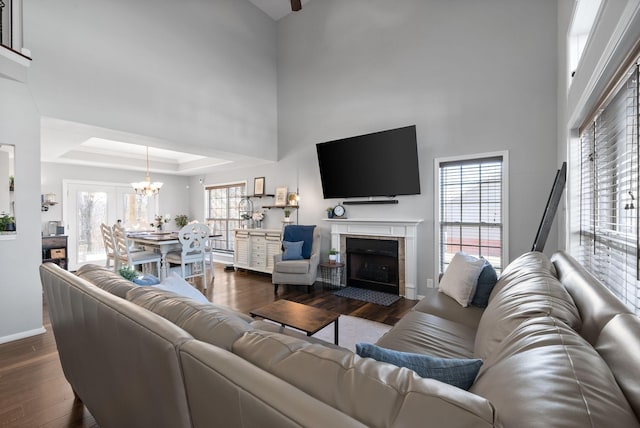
[131,146,163,197]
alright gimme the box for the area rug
[313,315,391,352]
[333,287,401,306]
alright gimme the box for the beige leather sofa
[39,250,640,428]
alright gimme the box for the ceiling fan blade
[291,0,302,12]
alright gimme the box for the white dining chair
[100,223,117,270]
[112,223,162,275]
[165,223,210,288]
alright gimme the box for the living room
[1,0,640,425]
[0,0,633,344]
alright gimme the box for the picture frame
[275,186,288,206]
[254,177,265,196]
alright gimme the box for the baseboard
[0,326,46,345]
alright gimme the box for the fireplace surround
[327,218,423,299]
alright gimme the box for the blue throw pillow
[471,260,498,308]
[282,240,304,261]
[355,343,482,390]
[133,274,161,285]
[283,225,315,259]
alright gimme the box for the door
[64,181,156,270]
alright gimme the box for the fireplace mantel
[326,218,423,299]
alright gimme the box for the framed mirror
[0,144,16,234]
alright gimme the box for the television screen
[316,125,421,199]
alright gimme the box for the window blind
[576,64,639,314]
[438,156,505,274]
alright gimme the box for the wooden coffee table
[250,299,340,345]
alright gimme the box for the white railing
[0,0,25,55]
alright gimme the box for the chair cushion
[283,225,315,259]
[355,343,482,390]
[282,241,304,261]
[129,250,161,263]
[274,260,311,275]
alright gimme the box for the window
[436,153,508,274]
[205,182,246,252]
[573,63,639,314]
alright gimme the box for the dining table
[127,231,221,279]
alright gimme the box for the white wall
[196,0,560,296]
[0,70,43,343]
[41,162,190,234]
[23,0,278,161]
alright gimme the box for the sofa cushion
[470,261,498,308]
[375,311,476,359]
[438,252,485,307]
[156,272,209,303]
[76,264,137,298]
[282,240,304,260]
[127,287,253,350]
[470,317,640,428]
[233,330,496,428]
[551,250,634,344]
[595,314,640,419]
[474,256,581,359]
[488,251,557,300]
[274,259,311,274]
[355,343,482,390]
[132,273,161,285]
[413,288,485,330]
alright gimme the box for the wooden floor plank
[0,264,416,427]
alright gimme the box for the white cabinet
[233,229,282,274]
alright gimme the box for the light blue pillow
[471,260,498,308]
[282,240,304,261]
[155,272,209,303]
[355,343,482,390]
[133,274,161,285]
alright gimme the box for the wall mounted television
[316,125,421,199]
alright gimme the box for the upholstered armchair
[272,225,321,293]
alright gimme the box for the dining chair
[165,223,210,288]
[100,223,117,270]
[112,223,162,275]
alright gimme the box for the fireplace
[346,237,399,295]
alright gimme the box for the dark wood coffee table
[250,299,340,345]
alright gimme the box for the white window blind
[576,63,639,314]
[438,155,506,274]
[205,182,246,252]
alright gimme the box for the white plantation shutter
[438,155,506,274]
[575,63,639,314]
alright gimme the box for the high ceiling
[40,0,312,174]
[248,0,311,21]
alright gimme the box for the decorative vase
[329,254,337,263]
[255,220,262,229]
[327,211,334,219]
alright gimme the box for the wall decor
[275,186,288,206]
[254,177,265,196]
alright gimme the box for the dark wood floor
[0,264,416,427]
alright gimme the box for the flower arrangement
[252,211,265,222]
[151,214,172,231]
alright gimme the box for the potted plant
[118,265,141,281]
[326,207,334,219]
[283,209,292,222]
[329,248,339,263]
[175,214,189,229]
[9,176,14,191]
[0,214,15,232]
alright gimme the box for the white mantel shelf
[326,218,423,300]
